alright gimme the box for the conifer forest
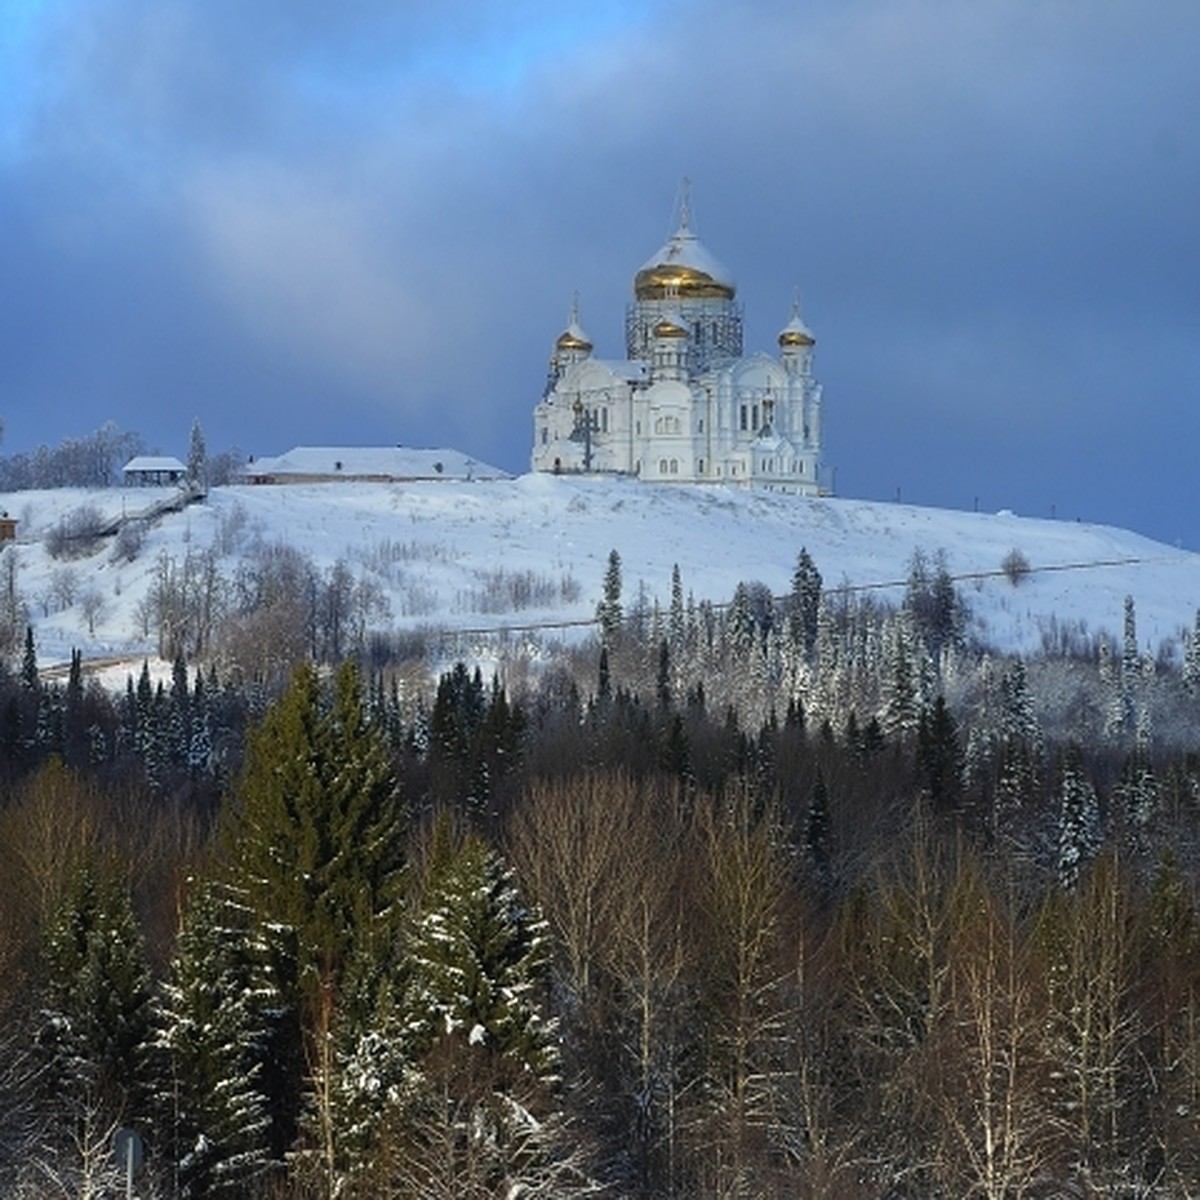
[4,548,1200,1197]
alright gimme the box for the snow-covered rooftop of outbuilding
[244,446,509,480]
[123,455,186,473]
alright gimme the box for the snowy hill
[3,474,1198,673]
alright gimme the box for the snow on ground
[4,474,1198,674]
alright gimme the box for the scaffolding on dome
[624,300,744,373]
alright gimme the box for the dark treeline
[2,550,1200,1196]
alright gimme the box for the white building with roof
[242,446,508,484]
[532,188,824,494]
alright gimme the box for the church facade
[531,197,824,494]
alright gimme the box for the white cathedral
[531,191,824,494]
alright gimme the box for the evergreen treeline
[2,551,1200,1195]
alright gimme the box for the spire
[568,290,581,327]
[677,176,693,235]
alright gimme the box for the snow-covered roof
[639,227,734,288]
[243,446,509,482]
[593,359,648,382]
[124,456,186,473]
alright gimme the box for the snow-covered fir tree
[36,859,154,1136]
[154,878,273,1197]
[395,826,575,1194]
[1055,748,1102,891]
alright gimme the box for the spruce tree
[1184,610,1200,695]
[597,549,623,646]
[220,661,407,1176]
[37,859,154,1132]
[917,695,962,813]
[154,879,273,1197]
[225,660,407,1001]
[1056,747,1101,891]
[390,826,572,1193]
[187,418,208,490]
[20,624,37,691]
[789,547,822,658]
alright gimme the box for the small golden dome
[653,315,689,339]
[555,326,593,352]
[779,301,815,348]
[778,326,815,348]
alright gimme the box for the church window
[541,428,548,445]
[752,405,759,430]
[659,459,668,474]
[698,458,705,474]
[636,421,641,435]
[740,405,748,431]
[600,408,609,432]
[698,418,704,433]
[670,459,679,474]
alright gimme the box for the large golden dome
[634,222,735,302]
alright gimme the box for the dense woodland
[3,538,1200,1197]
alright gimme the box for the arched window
[659,459,668,474]
[698,458,705,474]
[670,459,679,474]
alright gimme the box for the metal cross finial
[791,285,802,319]
[569,290,580,327]
[678,176,692,233]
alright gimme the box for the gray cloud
[2,0,1197,544]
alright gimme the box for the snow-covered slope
[4,475,1198,671]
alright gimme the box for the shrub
[1001,547,1031,587]
[111,519,147,564]
[46,505,106,560]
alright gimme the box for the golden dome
[653,315,689,339]
[778,300,815,348]
[634,201,735,301]
[635,262,736,301]
[555,326,593,352]
[778,326,815,348]
[554,293,593,353]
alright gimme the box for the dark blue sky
[2,1,1198,546]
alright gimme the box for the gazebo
[122,456,187,487]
